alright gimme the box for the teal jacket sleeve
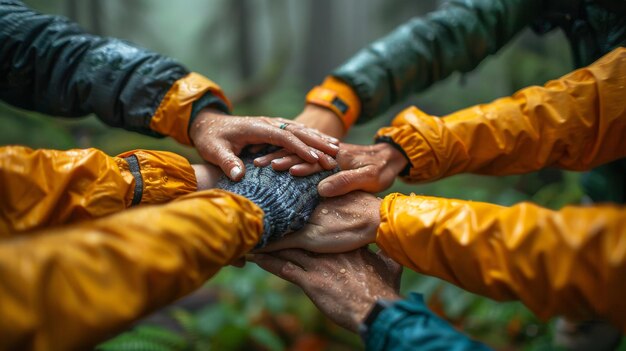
[365,293,491,351]
[331,0,542,123]
[0,0,228,136]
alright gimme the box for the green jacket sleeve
[332,0,542,123]
[0,0,228,136]
[366,293,491,351]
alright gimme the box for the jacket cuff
[375,193,411,269]
[116,150,197,206]
[306,76,362,130]
[366,293,491,351]
[365,293,433,350]
[375,106,469,182]
[149,72,232,145]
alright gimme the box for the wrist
[296,104,346,139]
[189,108,227,144]
[356,294,402,338]
[192,163,221,190]
[364,196,382,243]
[377,140,409,176]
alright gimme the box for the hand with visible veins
[254,142,408,197]
[249,248,402,333]
[255,191,381,254]
[189,108,339,181]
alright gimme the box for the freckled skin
[189,108,340,181]
[251,248,402,333]
[257,191,381,254]
[256,142,408,197]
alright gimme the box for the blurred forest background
[3,0,612,350]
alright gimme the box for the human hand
[254,142,408,197]
[249,248,402,333]
[255,191,380,253]
[189,108,339,181]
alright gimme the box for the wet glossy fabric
[376,47,626,182]
[367,293,491,351]
[330,0,541,122]
[0,190,264,351]
[0,146,196,234]
[150,72,232,145]
[377,194,626,331]
[329,0,626,123]
[0,1,228,141]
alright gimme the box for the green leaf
[249,326,284,351]
[96,325,188,351]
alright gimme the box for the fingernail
[329,143,339,150]
[329,137,340,143]
[327,157,338,167]
[309,150,319,160]
[230,166,242,179]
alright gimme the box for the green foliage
[6,2,594,350]
[96,325,187,351]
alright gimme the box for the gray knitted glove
[216,148,337,248]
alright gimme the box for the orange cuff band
[306,76,361,131]
[116,149,197,206]
[150,72,232,145]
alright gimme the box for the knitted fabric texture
[216,148,337,248]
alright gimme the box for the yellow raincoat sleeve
[376,47,626,182]
[0,146,197,234]
[0,190,263,351]
[149,72,232,145]
[377,194,626,330]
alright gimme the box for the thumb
[199,140,246,181]
[317,166,376,197]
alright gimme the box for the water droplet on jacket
[339,268,346,274]
[321,208,329,215]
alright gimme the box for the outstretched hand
[249,248,402,333]
[254,142,408,197]
[255,191,381,253]
[190,108,339,181]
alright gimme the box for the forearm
[377,194,626,330]
[321,0,539,124]
[295,104,346,139]
[0,146,197,234]
[377,47,626,182]
[0,1,230,144]
[0,190,262,351]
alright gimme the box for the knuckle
[365,167,378,177]
[337,173,353,186]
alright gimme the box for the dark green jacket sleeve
[0,0,227,136]
[332,0,542,123]
[366,293,491,351]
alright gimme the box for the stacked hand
[254,142,408,197]
[256,191,381,253]
[190,108,340,181]
[249,247,402,332]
